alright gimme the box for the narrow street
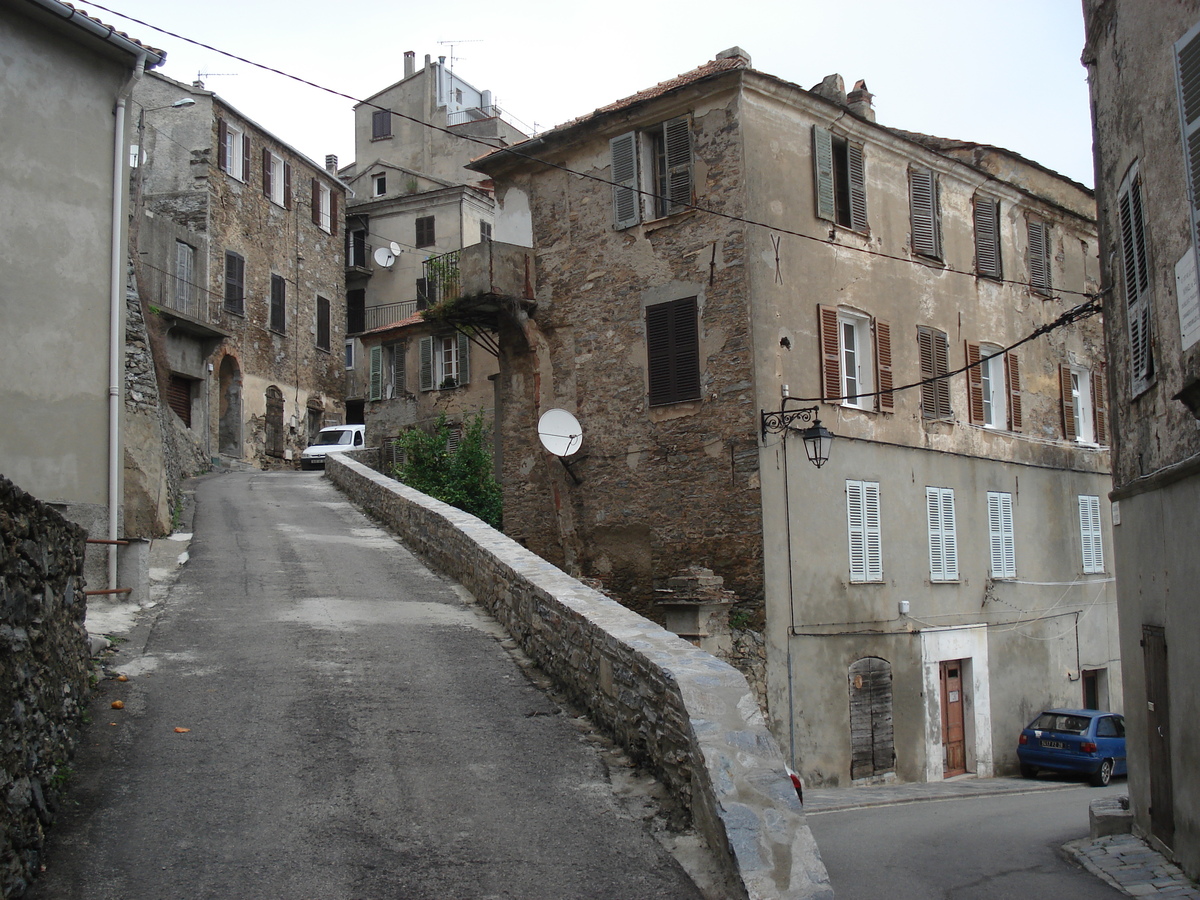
[29,471,705,900]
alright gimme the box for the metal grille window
[224,251,245,315]
[926,486,958,582]
[1079,495,1104,574]
[918,326,952,419]
[415,215,435,248]
[646,297,701,406]
[269,274,286,334]
[987,491,1016,579]
[846,479,883,583]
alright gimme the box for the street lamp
[760,388,835,468]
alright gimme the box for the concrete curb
[327,455,832,900]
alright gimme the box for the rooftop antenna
[436,38,483,73]
[194,69,236,90]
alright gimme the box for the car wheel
[1090,758,1114,787]
[1019,763,1038,779]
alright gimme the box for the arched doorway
[265,386,285,458]
[218,355,242,457]
[849,656,895,780]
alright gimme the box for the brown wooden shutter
[311,178,320,225]
[166,375,192,428]
[1092,366,1109,444]
[1060,364,1077,441]
[262,147,271,197]
[284,163,292,209]
[874,318,893,412]
[966,342,984,425]
[919,327,950,419]
[820,305,841,402]
[217,118,228,172]
[918,327,936,418]
[241,134,251,182]
[1006,353,1022,431]
[330,188,338,236]
[934,331,950,417]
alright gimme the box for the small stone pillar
[656,567,735,656]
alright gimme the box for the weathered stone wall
[0,477,90,899]
[328,454,831,900]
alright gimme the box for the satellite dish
[538,408,583,457]
[373,247,395,268]
[389,241,403,255]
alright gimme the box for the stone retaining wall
[0,477,91,899]
[328,455,831,900]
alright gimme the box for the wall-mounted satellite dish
[538,408,583,457]
[389,241,403,256]
[373,246,395,269]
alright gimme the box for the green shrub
[392,412,502,528]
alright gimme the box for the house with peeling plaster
[130,71,347,468]
[339,53,526,448]
[468,48,1120,786]
[1083,0,1200,878]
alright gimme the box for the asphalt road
[30,471,705,900]
[806,781,1129,899]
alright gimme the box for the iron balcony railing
[422,249,460,305]
[362,300,419,332]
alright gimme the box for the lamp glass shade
[802,423,834,468]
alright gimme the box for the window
[1060,364,1109,444]
[926,487,958,582]
[846,480,882,583]
[974,195,1002,279]
[174,241,195,312]
[167,374,192,428]
[418,333,470,391]
[813,125,868,233]
[368,345,382,400]
[818,306,892,411]
[311,179,335,234]
[316,295,330,351]
[224,251,245,315]
[1117,164,1154,396]
[918,326,952,420]
[348,229,368,268]
[217,118,249,182]
[987,491,1016,579]
[387,342,406,398]
[1027,218,1052,294]
[262,150,290,207]
[1079,495,1104,574]
[966,343,1021,430]
[345,340,354,370]
[372,173,387,197]
[610,115,693,228]
[909,167,942,259]
[346,289,365,334]
[269,274,286,334]
[646,296,701,406]
[416,277,433,308]
[1176,24,1200,276]
[480,221,492,243]
[415,215,435,248]
[372,109,392,139]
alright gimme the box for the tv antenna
[538,408,585,484]
[437,39,483,71]
[194,69,236,89]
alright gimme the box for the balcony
[362,300,419,333]
[420,241,536,335]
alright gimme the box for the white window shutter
[457,332,471,385]
[863,481,882,582]
[1079,495,1104,574]
[941,488,958,581]
[368,345,382,401]
[813,126,836,222]
[610,132,640,228]
[988,491,1016,579]
[847,480,866,582]
[927,487,957,582]
[418,336,434,391]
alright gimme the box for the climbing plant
[392,412,502,529]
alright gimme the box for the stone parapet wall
[328,455,830,900]
[0,477,91,899]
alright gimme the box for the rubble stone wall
[0,477,90,899]
[328,454,831,900]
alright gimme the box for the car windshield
[1031,713,1090,734]
[316,429,354,446]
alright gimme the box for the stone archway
[218,355,242,457]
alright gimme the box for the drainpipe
[107,52,148,589]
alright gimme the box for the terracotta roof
[58,2,166,60]
[362,313,424,338]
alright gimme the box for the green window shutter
[812,125,835,222]
[610,132,640,228]
[457,332,470,385]
[909,167,941,258]
[368,345,382,401]
[662,115,693,215]
[418,336,434,391]
[847,142,868,232]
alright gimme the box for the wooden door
[1142,626,1174,847]
[849,657,895,780]
[940,660,966,776]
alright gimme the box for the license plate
[1041,740,1065,749]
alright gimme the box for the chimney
[847,80,875,122]
[810,73,846,106]
[716,46,751,66]
[325,154,338,173]
[404,51,415,78]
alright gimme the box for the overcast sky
[91,0,1095,188]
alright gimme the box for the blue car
[1017,708,1126,787]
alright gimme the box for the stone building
[1,0,164,591]
[130,71,347,468]
[1083,0,1200,878]
[339,53,526,443]
[471,49,1118,785]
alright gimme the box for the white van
[300,424,366,469]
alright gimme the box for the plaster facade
[1083,0,1200,878]
[473,50,1118,786]
[131,72,347,467]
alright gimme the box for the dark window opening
[269,274,286,334]
[415,215,435,248]
[347,289,365,334]
[372,109,392,139]
[646,296,701,406]
[224,251,245,315]
[316,295,331,351]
